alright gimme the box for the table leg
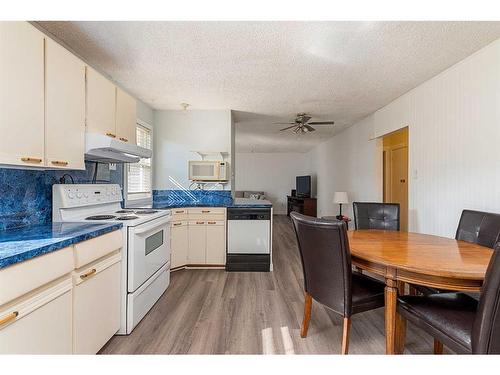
[385,273,406,354]
[384,280,398,354]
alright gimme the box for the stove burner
[116,210,134,214]
[85,215,116,220]
[116,215,139,221]
[135,210,158,215]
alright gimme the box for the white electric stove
[52,184,171,334]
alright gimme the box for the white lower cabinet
[188,220,207,264]
[0,277,72,354]
[171,221,188,268]
[206,221,226,265]
[170,207,227,268]
[73,252,121,354]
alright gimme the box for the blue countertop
[149,198,273,210]
[0,222,123,270]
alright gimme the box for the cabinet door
[86,66,116,137]
[0,279,72,354]
[171,221,188,268]
[116,87,137,144]
[206,221,226,265]
[188,221,206,264]
[0,22,44,167]
[73,254,121,354]
[45,38,85,170]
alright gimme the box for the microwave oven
[188,160,229,182]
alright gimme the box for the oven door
[127,216,171,293]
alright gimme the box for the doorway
[383,127,409,231]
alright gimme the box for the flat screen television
[296,176,311,198]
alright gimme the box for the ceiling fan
[275,113,335,134]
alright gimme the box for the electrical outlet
[109,163,116,171]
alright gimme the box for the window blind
[127,125,152,197]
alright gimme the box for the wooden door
[45,38,86,170]
[0,22,44,167]
[86,67,116,137]
[171,221,188,268]
[188,221,206,264]
[115,87,137,144]
[390,146,408,231]
[205,221,226,265]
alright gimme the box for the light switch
[412,169,418,180]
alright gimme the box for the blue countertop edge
[150,201,273,209]
[0,222,123,270]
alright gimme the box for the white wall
[137,100,154,125]
[308,116,383,223]
[310,38,500,238]
[235,152,311,214]
[153,110,232,190]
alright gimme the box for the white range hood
[85,133,152,163]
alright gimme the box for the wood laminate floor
[100,215,443,354]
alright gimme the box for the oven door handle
[133,219,169,236]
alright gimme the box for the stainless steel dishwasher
[226,207,271,271]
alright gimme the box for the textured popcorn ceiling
[38,21,500,152]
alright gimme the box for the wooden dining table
[347,229,493,354]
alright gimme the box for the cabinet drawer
[172,209,188,220]
[206,220,225,226]
[73,230,123,269]
[73,252,121,354]
[171,220,188,228]
[0,277,72,354]
[0,246,73,306]
[188,207,226,216]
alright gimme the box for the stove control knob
[76,192,83,199]
[84,192,89,198]
[68,192,75,199]
[112,190,117,195]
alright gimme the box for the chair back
[455,210,500,249]
[472,243,500,354]
[290,212,353,316]
[353,202,400,231]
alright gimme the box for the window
[127,121,152,202]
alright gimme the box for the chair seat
[397,293,478,354]
[351,272,385,315]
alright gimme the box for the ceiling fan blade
[273,122,295,125]
[280,125,298,131]
[307,121,335,125]
[301,115,312,124]
[304,124,316,132]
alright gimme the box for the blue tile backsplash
[0,162,124,231]
[153,189,233,207]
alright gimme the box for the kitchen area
[0,21,272,354]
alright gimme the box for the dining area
[290,203,500,355]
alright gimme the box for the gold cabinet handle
[175,210,185,214]
[21,157,42,164]
[201,210,210,213]
[106,133,116,138]
[196,221,205,225]
[119,137,128,142]
[51,160,69,166]
[0,311,18,326]
[80,268,97,280]
[173,222,182,226]
[207,221,217,225]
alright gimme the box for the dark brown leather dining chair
[456,209,500,248]
[397,242,500,354]
[418,209,500,296]
[290,212,385,354]
[352,202,400,231]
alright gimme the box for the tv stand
[287,196,317,217]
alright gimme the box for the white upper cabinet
[0,22,45,167]
[86,66,116,138]
[45,38,86,170]
[116,87,137,144]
